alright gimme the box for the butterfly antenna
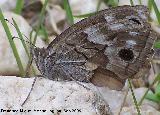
[4,18,18,29]
[12,36,37,48]
[4,18,37,48]
[20,33,37,48]
[4,18,36,47]
[4,18,15,27]
[22,33,31,42]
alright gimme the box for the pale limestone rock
[69,0,107,23]
[0,76,111,115]
[45,5,66,35]
[118,0,148,6]
[120,104,160,115]
[125,87,159,110]
[0,0,16,11]
[151,22,160,36]
[93,87,126,114]
[1,76,160,115]
[0,12,46,75]
[45,0,107,35]
[42,0,61,5]
[95,87,160,114]
[148,67,158,87]
[69,0,98,14]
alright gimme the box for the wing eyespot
[118,48,134,61]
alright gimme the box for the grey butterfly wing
[34,5,156,90]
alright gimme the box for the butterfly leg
[21,76,37,106]
[25,50,34,76]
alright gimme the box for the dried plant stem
[128,79,141,115]
[118,87,129,115]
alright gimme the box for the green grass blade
[155,83,160,94]
[139,0,142,5]
[12,18,36,76]
[38,24,49,42]
[148,0,153,13]
[104,0,119,7]
[26,0,48,76]
[128,79,141,115]
[0,9,25,76]
[151,0,160,24]
[154,41,160,48]
[33,0,49,45]
[12,18,30,57]
[74,12,96,18]
[63,0,74,25]
[130,0,134,6]
[96,0,102,11]
[146,92,160,103]
[14,0,24,14]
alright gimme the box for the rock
[93,87,126,114]
[0,12,46,75]
[69,0,107,22]
[22,0,43,26]
[148,67,159,87]
[151,22,160,37]
[93,86,158,114]
[44,0,107,35]
[125,87,159,110]
[45,5,66,35]
[1,76,159,114]
[69,0,105,14]
[0,0,16,11]
[118,0,148,6]
[120,104,160,115]
[43,0,61,5]
[97,86,160,114]
[0,76,111,115]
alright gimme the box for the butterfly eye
[129,18,141,25]
[118,48,134,61]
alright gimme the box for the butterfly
[31,5,157,90]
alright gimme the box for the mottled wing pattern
[33,5,157,90]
